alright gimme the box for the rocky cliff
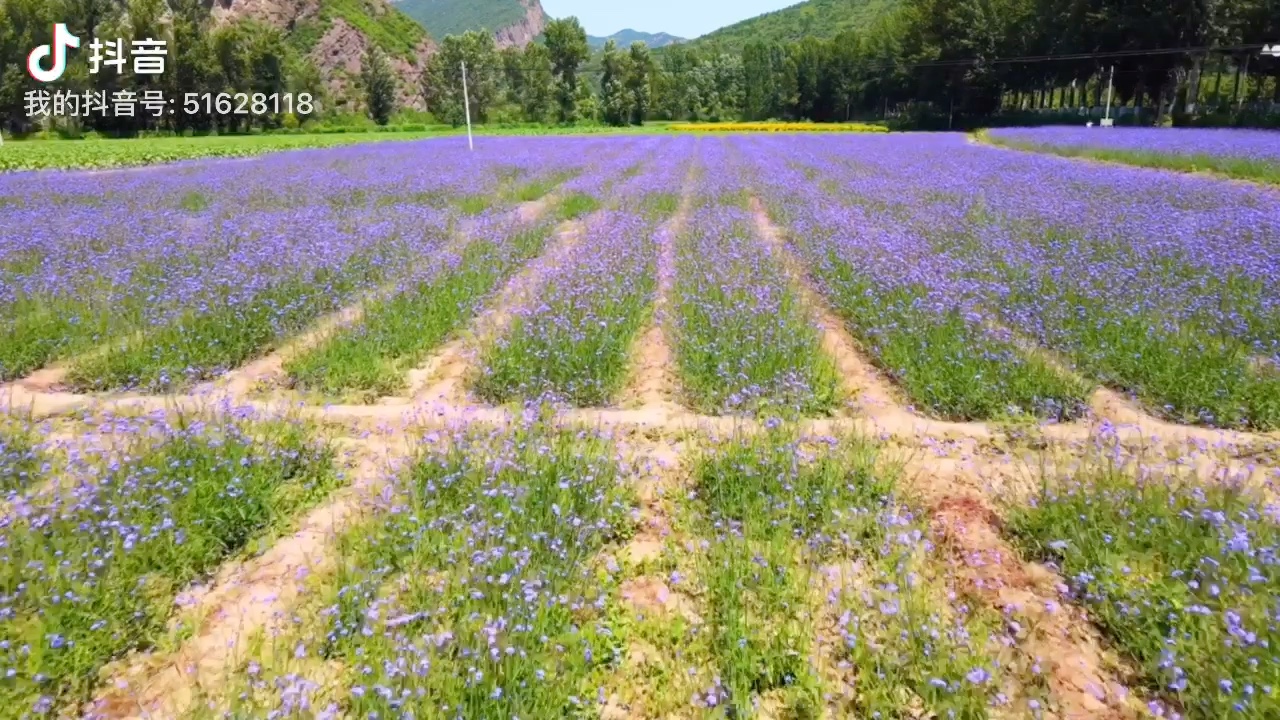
[212,0,435,110]
[492,0,547,48]
[211,0,550,112]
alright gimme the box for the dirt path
[602,438,713,719]
[903,457,1143,720]
[406,217,589,406]
[616,168,698,413]
[86,435,410,720]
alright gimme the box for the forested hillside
[393,0,525,38]
[690,0,897,51]
[391,0,547,46]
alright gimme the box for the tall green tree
[599,39,629,126]
[0,0,57,134]
[362,44,396,125]
[520,43,556,122]
[422,31,500,126]
[742,41,785,120]
[165,0,217,131]
[624,41,653,125]
[499,45,524,105]
[654,44,699,119]
[543,17,590,122]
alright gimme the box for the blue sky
[540,0,799,39]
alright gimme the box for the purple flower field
[986,126,1280,183]
[1,133,1278,720]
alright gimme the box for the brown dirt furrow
[1086,387,1280,446]
[408,217,588,405]
[15,364,71,393]
[618,439,684,567]
[617,159,700,413]
[904,458,1141,720]
[46,395,1271,477]
[616,205,690,413]
[0,383,91,420]
[85,437,407,720]
[601,439,711,720]
[989,318,1280,449]
[810,562,861,713]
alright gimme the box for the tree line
[359,17,655,128]
[5,0,1278,135]
[369,0,1280,128]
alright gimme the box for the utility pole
[461,60,474,151]
[1237,55,1250,112]
[1102,65,1115,126]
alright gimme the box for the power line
[884,43,1268,69]
[487,43,1271,77]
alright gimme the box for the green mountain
[690,0,898,51]
[392,0,529,39]
[587,29,684,50]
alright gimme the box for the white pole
[461,60,474,151]
[1104,65,1115,122]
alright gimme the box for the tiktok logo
[27,23,80,83]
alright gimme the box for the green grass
[0,417,337,714]
[671,205,839,417]
[638,192,680,221]
[286,223,553,399]
[686,432,1021,717]
[987,230,1280,430]
[473,211,659,406]
[1007,464,1280,719]
[756,172,1091,423]
[0,134,444,172]
[232,422,636,717]
[983,134,1280,185]
[515,171,579,202]
[912,202,1280,429]
[1036,297,1280,429]
[0,298,87,381]
[457,194,496,215]
[557,192,603,221]
[0,126,684,173]
[0,422,41,494]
